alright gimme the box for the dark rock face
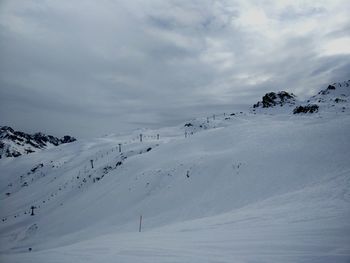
[0,126,76,158]
[253,91,296,108]
[293,104,319,114]
[319,84,337,95]
[30,163,44,173]
[261,92,277,108]
[61,135,76,144]
[334,98,347,103]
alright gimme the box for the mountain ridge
[251,80,350,114]
[0,126,76,159]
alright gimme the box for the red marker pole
[139,215,142,232]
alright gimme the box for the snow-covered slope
[0,81,350,263]
[305,80,350,113]
[0,126,76,159]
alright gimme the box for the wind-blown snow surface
[1,111,350,262]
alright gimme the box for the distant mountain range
[0,127,76,159]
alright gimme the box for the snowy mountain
[305,80,350,113]
[0,81,350,263]
[251,80,350,115]
[0,126,76,159]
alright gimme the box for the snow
[0,82,350,262]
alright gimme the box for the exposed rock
[334,98,347,103]
[293,104,319,114]
[319,85,336,95]
[253,91,296,108]
[61,135,76,144]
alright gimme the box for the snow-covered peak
[250,80,350,115]
[0,126,76,159]
[305,80,350,112]
[291,80,350,115]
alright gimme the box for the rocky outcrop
[293,104,319,114]
[253,91,296,108]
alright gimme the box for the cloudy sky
[0,0,349,138]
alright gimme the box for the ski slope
[1,83,350,262]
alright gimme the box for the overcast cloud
[0,0,350,138]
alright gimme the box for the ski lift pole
[139,215,143,232]
[30,206,36,216]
